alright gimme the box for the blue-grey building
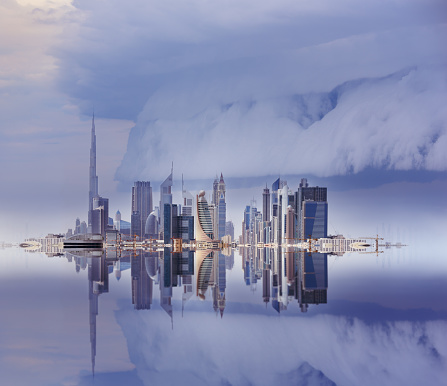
[295,178,328,240]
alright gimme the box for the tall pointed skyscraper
[212,173,226,239]
[88,113,99,234]
[159,164,173,239]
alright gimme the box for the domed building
[144,210,159,238]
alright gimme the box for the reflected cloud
[115,306,447,386]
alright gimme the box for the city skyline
[1,1,446,385]
[1,0,446,243]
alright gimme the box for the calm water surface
[0,241,445,386]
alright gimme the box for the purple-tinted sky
[0,0,446,239]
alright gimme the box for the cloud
[116,306,447,386]
[1,0,446,238]
[116,65,447,182]
[52,0,447,119]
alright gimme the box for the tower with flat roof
[131,181,153,239]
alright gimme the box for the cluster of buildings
[65,114,235,247]
[239,178,330,313]
[241,177,328,246]
[128,170,234,245]
[238,178,377,312]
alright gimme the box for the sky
[0,0,446,241]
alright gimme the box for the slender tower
[88,113,99,233]
[262,184,270,223]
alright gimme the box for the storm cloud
[116,65,447,181]
[115,306,447,386]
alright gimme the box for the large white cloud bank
[116,309,447,386]
[116,65,447,181]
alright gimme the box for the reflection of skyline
[17,162,406,378]
[16,230,411,380]
[65,250,114,376]
[241,246,328,313]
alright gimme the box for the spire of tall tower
[88,112,99,233]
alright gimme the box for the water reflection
[240,246,328,313]
[20,233,396,319]
[18,233,407,377]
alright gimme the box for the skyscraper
[225,220,234,241]
[196,191,214,242]
[92,196,109,235]
[218,193,226,240]
[212,173,226,239]
[131,211,141,238]
[144,210,159,239]
[75,218,81,235]
[295,178,328,240]
[271,178,279,217]
[212,175,219,205]
[131,181,153,239]
[181,175,194,217]
[159,166,173,239]
[262,185,270,223]
[87,113,99,233]
[114,210,121,231]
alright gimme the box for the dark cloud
[53,0,447,120]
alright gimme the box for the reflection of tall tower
[88,114,99,233]
[131,251,153,310]
[160,248,173,325]
[212,251,226,317]
[262,267,270,305]
[88,273,98,376]
[87,252,110,376]
[298,251,328,312]
[196,249,214,300]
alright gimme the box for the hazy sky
[1,0,446,240]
